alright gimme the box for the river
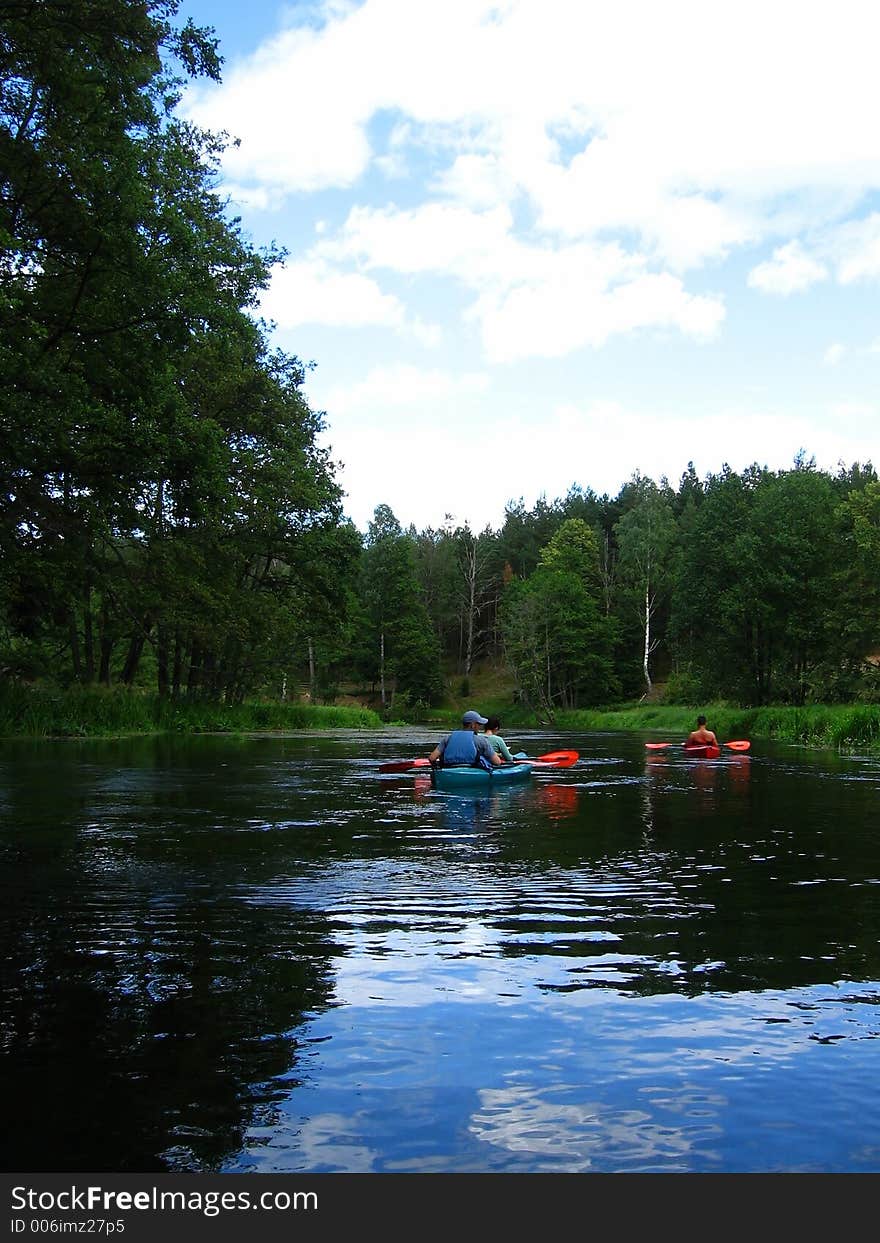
[2,728,879,1173]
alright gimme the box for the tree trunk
[99,635,113,685]
[601,530,616,616]
[98,599,113,685]
[203,650,217,698]
[465,553,477,677]
[68,609,82,684]
[82,584,95,684]
[545,618,552,707]
[379,629,386,709]
[121,627,148,685]
[171,631,184,698]
[643,581,653,695]
[460,537,483,677]
[156,625,170,697]
[308,637,316,700]
[187,643,202,697]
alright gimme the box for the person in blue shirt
[429,710,504,768]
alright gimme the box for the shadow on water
[0,736,345,1172]
[1,886,337,1172]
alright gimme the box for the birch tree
[614,478,677,697]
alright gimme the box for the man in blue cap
[429,710,505,769]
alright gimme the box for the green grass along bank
[2,682,880,752]
[0,683,383,738]
[552,704,880,752]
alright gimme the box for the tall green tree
[670,466,762,702]
[671,462,851,704]
[747,463,839,703]
[497,495,562,578]
[538,516,602,592]
[453,523,499,678]
[412,520,460,658]
[502,516,617,716]
[0,1,355,697]
[821,476,880,699]
[361,506,442,709]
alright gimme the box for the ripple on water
[5,731,880,1174]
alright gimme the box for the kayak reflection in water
[483,717,516,764]
[686,714,719,748]
[538,783,580,821]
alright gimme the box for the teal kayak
[431,762,533,791]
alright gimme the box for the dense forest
[332,460,880,716]
[2,2,879,721]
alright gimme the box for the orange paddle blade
[533,749,579,766]
[378,757,431,773]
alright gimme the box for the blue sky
[179,0,880,533]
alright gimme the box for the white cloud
[312,379,876,531]
[749,217,880,296]
[319,202,520,280]
[259,259,440,343]
[185,19,375,194]
[321,363,489,416]
[220,183,285,212]
[748,216,880,296]
[433,154,518,211]
[829,213,880,284]
[186,0,880,262]
[473,272,724,363]
[828,400,876,426]
[317,203,723,359]
[310,363,511,530]
[171,1,880,531]
[179,0,880,368]
[539,399,878,504]
[747,241,829,295]
[178,0,880,372]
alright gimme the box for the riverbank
[2,683,879,750]
[0,684,383,738]
[554,703,880,751]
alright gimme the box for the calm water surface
[2,728,880,1173]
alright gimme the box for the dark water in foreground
[2,728,880,1173]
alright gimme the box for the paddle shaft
[645,740,750,753]
[380,748,579,773]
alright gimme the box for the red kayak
[646,741,749,757]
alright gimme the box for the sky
[179,0,880,533]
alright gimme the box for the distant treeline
[2,5,879,718]
[340,460,880,716]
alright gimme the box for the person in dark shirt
[429,710,503,768]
